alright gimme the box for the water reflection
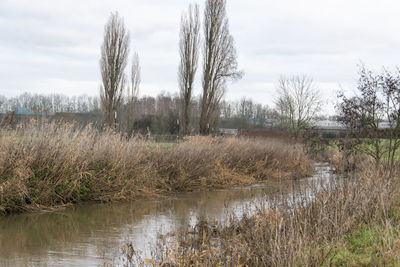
[0,163,331,266]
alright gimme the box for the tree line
[12,0,397,143]
[0,93,100,114]
[0,0,327,138]
[99,0,241,136]
[0,91,276,134]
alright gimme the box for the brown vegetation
[121,163,397,266]
[238,129,301,142]
[0,122,312,214]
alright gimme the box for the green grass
[146,142,175,148]
[319,205,400,266]
[328,138,400,161]
[322,225,399,266]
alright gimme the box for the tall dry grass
[0,122,312,214]
[122,166,396,266]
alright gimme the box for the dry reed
[0,122,312,214]
[122,165,396,266]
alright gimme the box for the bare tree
[0,95,5,113]
[179,4,200,136]
[126,52,141,135]
[337,66,385,169]
[220,100,232,119]
[380,68,400,174]
[338,65,400,172]
[100,12,130,126]
[200,0,242,135]
[275,75,322,140]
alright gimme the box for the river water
[0,163,332,267]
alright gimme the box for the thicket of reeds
[120,162,398,266]
[0,122,312,214]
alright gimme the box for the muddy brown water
[0,163,333,266]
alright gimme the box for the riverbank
[0,166,331,266]
[119,161,398,266]
[0,122,313,214]
[318,188,400,265]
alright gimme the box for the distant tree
[126,52,141,135]
[337,65,385,168]
[380,68,400,173]
[200,0,242,135]
[179,4,200,136]
[88,96,101,113]
[0,95,5,113]
[77,95,89,113]
[254,103,268,125]
[141,96,156,116]
[100,12,130,126]
[238,97,254,119]
[220,100,232,119]
[150,93,180,135]
[0,93,102,115]
[275,75,322,140]
[338,65,400,172]
[50,94,62,113]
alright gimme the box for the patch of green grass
[318,204,400,266]
[321,224,400,266]
[328,138,400,161]
[146,142,175,148]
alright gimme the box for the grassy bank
[119,162,398,266]
[328,138,400,162]
[0,122,312,214]
[318,192,400,266]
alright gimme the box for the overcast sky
[1,0,400,114]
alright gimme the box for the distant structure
[263,119,276,128]
[312,120,394,130]
[378,121,391,129]
[220,120,345,139]
[219,128,238,136]
[14,107,34,115]
[312,120,344,130]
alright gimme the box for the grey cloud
[1,0,400,116]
